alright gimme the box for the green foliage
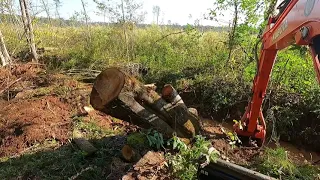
[255,147,319,180]
[166,136,219,180]
[226,131,241,148]
[126,132,148,148]
[145,129,165,150]
[258,147,296,176]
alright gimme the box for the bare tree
[94,0,109,23]
[81,0,89,25]
[40,0,51,23]
[93,0,146,61]
[0,0,21,24]
[19,0,38,62]
[93,0,146,24]
[0,30,11,66]
[152,5,160,25]
[80,0,92,45]
[53,0,61,19]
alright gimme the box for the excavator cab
[271,0,291,23]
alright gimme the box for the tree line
[0,0,278,67]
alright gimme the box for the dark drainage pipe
[197,159,277,180]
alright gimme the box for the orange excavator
[232,0,319,146]
[198,0,319,179]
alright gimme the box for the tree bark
[0,51,7,66]
[0,30,11,66]
[19,0,38,62]
[90,68,201,139]
[162,84,201,134]
[19,0,30,44]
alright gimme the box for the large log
[90,68,201,139]
[162,84,201,135]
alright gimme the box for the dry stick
[0,77,22,95]
[155,31,185,43]
[69,166,94,180]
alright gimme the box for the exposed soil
[202,119,262,166]
[0,63,85,156]
[0,96,72,157]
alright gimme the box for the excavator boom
[198,1,319,179]
[233,0,320,144]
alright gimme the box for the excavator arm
[233,0,320,145]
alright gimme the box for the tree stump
[90,68,201,139]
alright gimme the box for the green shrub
[166,136,219,180]
[255,147,319,180]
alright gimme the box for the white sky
[34,0,232,26]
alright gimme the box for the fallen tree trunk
[90,68,201,139]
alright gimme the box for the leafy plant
[226,131,241,148]
[145,129,165,150]
[166,135,219,180]
[220,120,242,149]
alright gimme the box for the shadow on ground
[0,134,149,180]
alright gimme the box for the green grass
[73,116,125,139]
[254,147,319,180]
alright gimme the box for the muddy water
[202,119,320,165]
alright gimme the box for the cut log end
[162,84,176,102]
[122,144,137,162]
[90,68,125,109]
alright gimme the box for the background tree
[152,5,160,25]
[209,0,266,65]
[0,0,21,24]
[40,0,51,23]
[93,0,146,24]
[53,0,61,19]
[81,0,89,26]
[94,0,110,23]
[19,0,38,62]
